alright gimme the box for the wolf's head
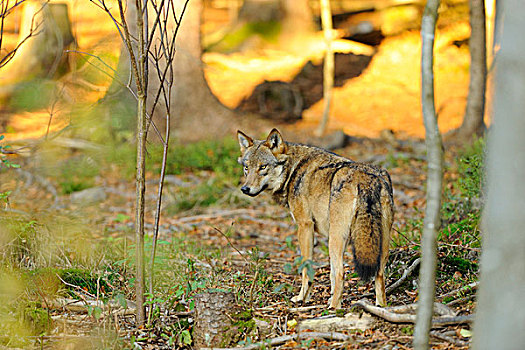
[237,129,289,197]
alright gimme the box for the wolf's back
[351,174,391,281]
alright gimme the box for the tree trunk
[446,0,487,144]
[0,1,74,102]
[280,0,315,35]
[111,0,149,326]
[105,0,237,143]
[316,0,334,136]
[238,0,282,23]
[473,1,525,348]
[413,1,443,349]
[171,0,236,142]
[134,92,147,326]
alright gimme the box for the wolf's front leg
[291,222,314,303]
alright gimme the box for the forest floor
[1,133,481,349]
[0,1,482,349]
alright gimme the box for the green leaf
[114,213,130,223]
[180,329,192,345]
[93,306,102,320]
[287,319,297,328]
[459,329,472,338]
[115,294,127,308]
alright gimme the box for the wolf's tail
[351,177,386,281]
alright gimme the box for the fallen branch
[287,304,326,313]
[430,330,469,347]
[445,294,475,307]
[174,209,263,223]
[386,258,421,294]
[238,214,294,229]
[382,302,456,317]
[354,300,473,327]
[360,257,421,299]
[202,331,351,350]
[297,312,373,332]
[438,281,479,301]
[46,297,136,316]
[50,137,103,150]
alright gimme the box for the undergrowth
[106,137,246,212]
[0,133,487,347]
[390,138,485,297]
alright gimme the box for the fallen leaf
[459,328,472,338]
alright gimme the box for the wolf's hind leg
[327,210,351,309]
[291,222,314,303]
[375,191,393,306]
[328,233,347,309]
[375,269,386,306]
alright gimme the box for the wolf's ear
[237,130,253,153]
[265,128,286,155]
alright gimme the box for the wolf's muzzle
[240,184,267,197]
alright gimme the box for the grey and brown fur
[237,129,394,308]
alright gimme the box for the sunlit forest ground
[2,0,474,141]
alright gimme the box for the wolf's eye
[259,165,267,171]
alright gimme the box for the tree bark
[171,0,236,142]
[315,0,334,136]
[0,1,74,102]
[193,291,243,348]
[413,1,443,349]
[473,1,525,348]
[112,0,149,326]
[238,0,281,23]
[446,0,487,143]
[106,0,237,143]
[280,0,314,35]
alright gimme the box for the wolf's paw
[327,297,341,310]
[291,295,303,303]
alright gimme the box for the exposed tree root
[354,299,473,327]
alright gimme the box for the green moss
[24,303,52,335]
[401,325,414,335]
[219,309,256,347]
[442,256,478,274]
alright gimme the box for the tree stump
[193,290,253,348]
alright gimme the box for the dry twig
[438,281,479,301]
[386,257,421,294]
[430,330,469,347]
[202,331,351,350]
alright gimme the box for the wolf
[237,129,394,308]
